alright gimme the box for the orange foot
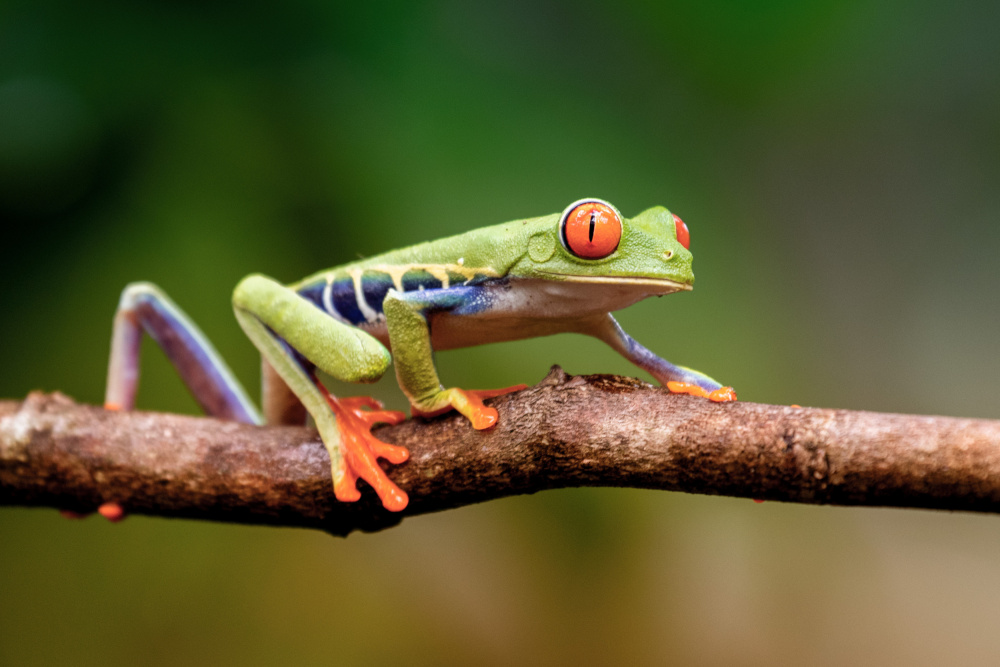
[666,381,737,402]
[60,501,128,522]
[315,384,410,512]
[98,502,126,522]
[410,384,529,429]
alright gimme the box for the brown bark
[2,367,1000,536]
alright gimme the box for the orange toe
[465,384,527,428]
[466,404,498,430]
[708,386,737,402]
[368,439,410,464]
[98,502,126,522]
[334,466,362,503]
[355,409,407,427]
[376,485,409,513]
[667,381,737,402]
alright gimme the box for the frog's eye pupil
[672,213,690,250]
[560,199,622,259]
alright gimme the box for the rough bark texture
[3,367,1000,536]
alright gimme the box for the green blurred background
[2,1,1000,664]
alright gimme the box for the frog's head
[513,198,695,295]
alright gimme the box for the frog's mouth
[539,272,692,293]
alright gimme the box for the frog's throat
[536,272,692,293]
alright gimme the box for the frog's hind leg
[94,282,260,523]
[233,274,409,511]
[105,282,262,423]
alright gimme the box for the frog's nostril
[663,250,674,260]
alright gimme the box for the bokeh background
[2,1,1000,664]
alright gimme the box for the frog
[104,198,735,513]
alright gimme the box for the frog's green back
[293,214,556,289]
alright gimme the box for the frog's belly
[430,313,590,350]
[358,278,673,351]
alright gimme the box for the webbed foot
[410,384,528,429]
[666,381,737,402]
[315,384,410,512]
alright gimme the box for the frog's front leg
[233,275,409,511]
[590,313,736,402]
[382,287,526,428]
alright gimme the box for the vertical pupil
[561,201,621,258]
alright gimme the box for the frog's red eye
[672,213,690,250]
[559,199,622,259]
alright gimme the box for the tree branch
[3,366,1000,536]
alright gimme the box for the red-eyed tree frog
[105,199,735,513]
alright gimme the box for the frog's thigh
[233,274,391,385]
